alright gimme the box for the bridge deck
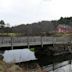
[0,36,71,48]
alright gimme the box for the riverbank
[0,60,46,72]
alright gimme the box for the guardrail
[0,36,71,48]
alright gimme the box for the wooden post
[52,62,55,72]
[53,44,55,72]
[11,34,13,50]
[27,36,30,49]
[1,37,3,44]
[69,60,71,72]
[41,36,43,48]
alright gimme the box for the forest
[0,17,72,36]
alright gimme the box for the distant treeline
[0,17,72,36]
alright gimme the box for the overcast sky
[0,0,72,26]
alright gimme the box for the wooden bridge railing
[0,36,71,48]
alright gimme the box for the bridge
[0,36,72,50]
[0,36,72,65]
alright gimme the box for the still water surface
[3,49,72,72]
[3,49,36,63]
[43,61,72,72]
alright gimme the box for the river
[2,49,72,72]
[3,49,36,63]
[43,60,72,72]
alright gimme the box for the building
[56,24,72,32]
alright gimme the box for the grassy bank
[0,60,45,72]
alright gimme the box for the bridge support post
[1,37,4,44]
[11,35,13,50]
[27,36,30,49]
[41,36,43,48]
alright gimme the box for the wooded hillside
[0,17,72,36]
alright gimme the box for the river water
[3,49,36,63]
[2,49,72,72]
[43,60,72,72]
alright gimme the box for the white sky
[0,0,72,26]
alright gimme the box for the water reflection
[43,61,72,72]
[2,49,72,72]
[3,49,36,63]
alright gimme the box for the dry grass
[7,64,23,72]
[0,60,46,72]
[0,60,7,72]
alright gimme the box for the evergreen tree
[0,20,5,28]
